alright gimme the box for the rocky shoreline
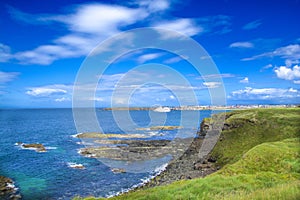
[138,136,218,188]
[74,117,226,196]
[0,176,21,200]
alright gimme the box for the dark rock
[0,176,21,200]
[208,157,217,163]
[111,168,126,173]
[21,143,47,152]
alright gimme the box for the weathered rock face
[141,137,218,188]
[198,119,211,136]
[197,112,257,136]
[0,176,21,200]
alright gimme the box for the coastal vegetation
[75,108,300,200]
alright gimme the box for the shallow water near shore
[0,108,217,199]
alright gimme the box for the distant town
[102,104,300,111]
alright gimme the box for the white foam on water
[67,162,85,169]
[46,146,57,150]
[71,133,82,138]
[105,162,169,198]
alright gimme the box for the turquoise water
[0,109,214,199]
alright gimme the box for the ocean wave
[67,162,85,169]
[105,162,168,198]
[6,182,18,191]
[45,146,57,150]
[71,133,82,138]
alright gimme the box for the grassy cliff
[76,108,300,200]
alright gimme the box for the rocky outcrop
[197,111,258,136]
[136,126,183,131]
[75,132,148,139]
[0,176,21,200]
[140,137,217,188]
[111,168,126,173]
[79,139,190,161]
[18,143,47,152]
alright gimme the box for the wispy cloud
[153,18,204,37]
[197,15,232,34]
[0,71,19,94]
[164,56,183,64]
[9,3,149,65]
[203,82,221,88]
[197,73,235,79]
[260,64,273,72]
[229,42,254,48]
[55,97,70,102]
[0,71,19,83]
[229,87,299,100]
[135,0,170,12]
[242,44,300,61]
[26,84,71,97]
[0,43,12,62]
[137,53,164,63]
[4,2,232,65]
[243,20,262,30]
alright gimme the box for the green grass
[76,108,300,200]
[210,108,300,167]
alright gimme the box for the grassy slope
[210,108,300,167]
[77,108,300,200]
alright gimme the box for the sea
[0,109,218,199]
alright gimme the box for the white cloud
[240,77,249,83]
[7,3,152,65]
[196,15,232,34]
[56,4,147,34]
[26,84,70,96]
[293,80,300,84]
[6,2,231,65]
[229,42,254,48]
[136,0,170,12]
[243,20,262,30]
[203,82,221,88]
[0,71,19,83]
[137,53,164,63]
[0,71,19,95]
[55,97,70,102]
[285,59,299,67]
[243,44,300,61]
[164,56,182,64]
[197,73,235,79]
[274,65,300,80]
[229,87,299,100]
[260,64,273,72]
[153,18,203,37]
[0,43,12,62]
[169,95,175,99]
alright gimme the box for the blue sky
[0,0,299,108]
